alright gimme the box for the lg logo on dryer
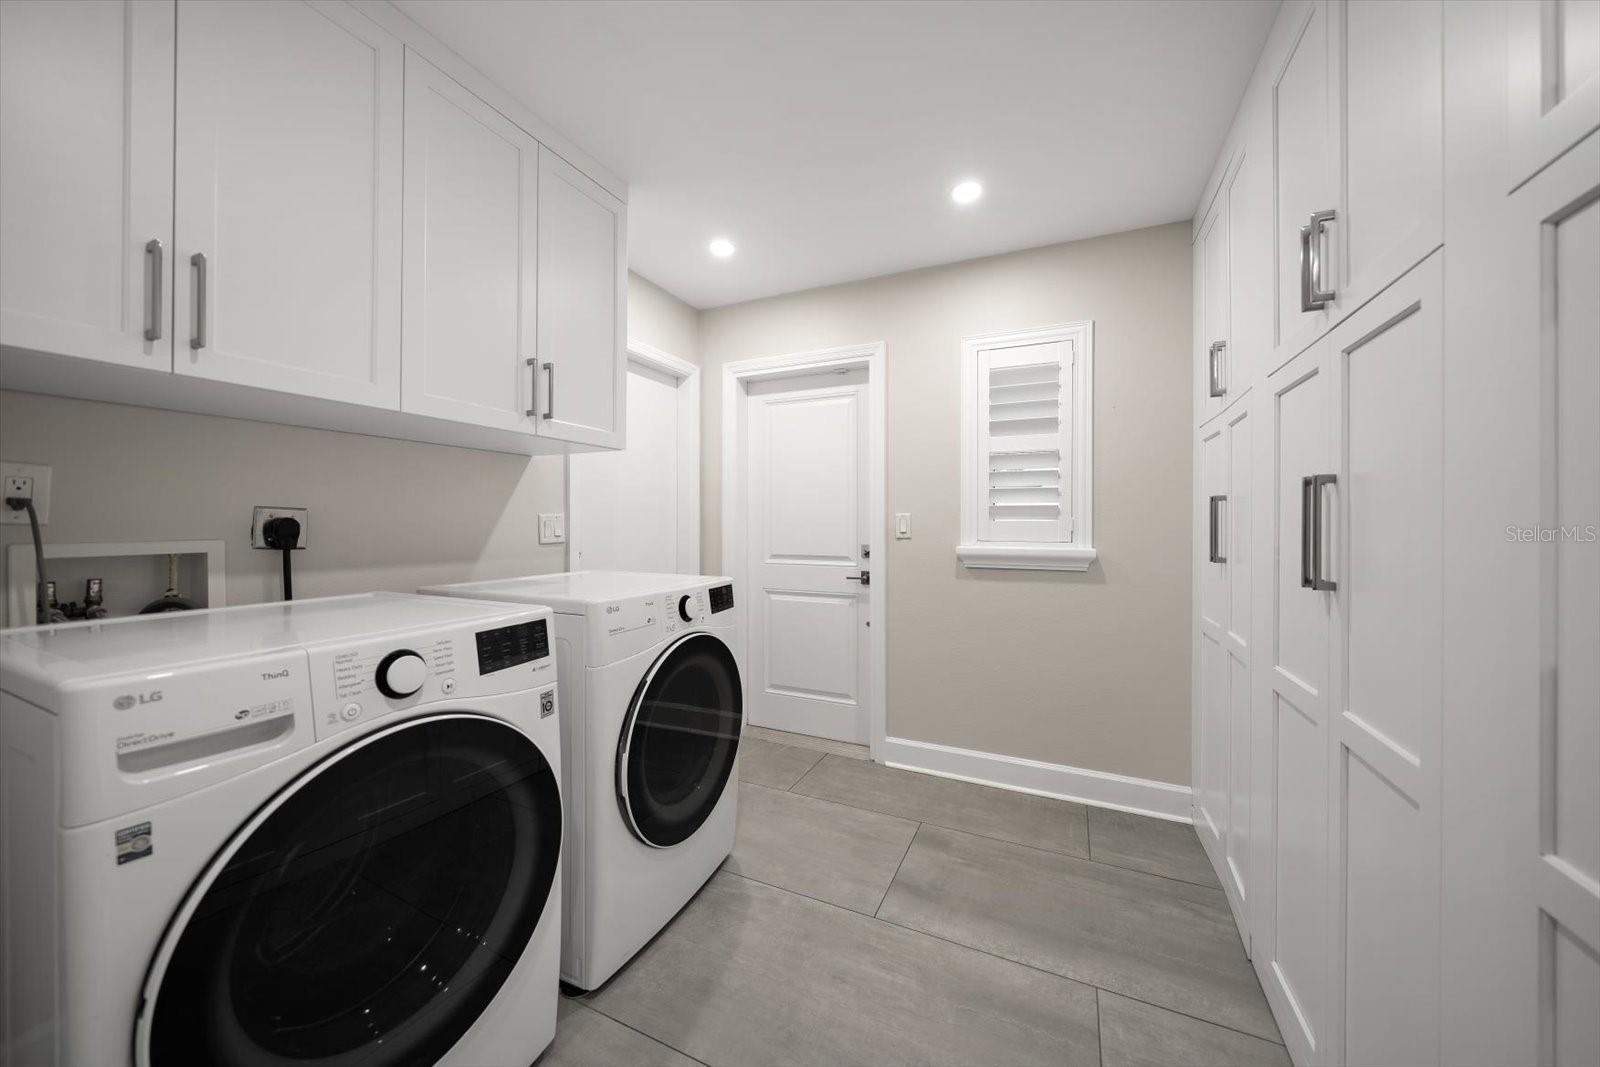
[113,691,162,710]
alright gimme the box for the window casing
[958,321,1095,571]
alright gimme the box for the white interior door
[744,370,870,744]
[571,355,696,573]
[173,0,402,407]
[0,0,174,371]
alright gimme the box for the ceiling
[394,0,1277,309]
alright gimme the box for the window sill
[956,543,1098,572]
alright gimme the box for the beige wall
[0,272,696,614]
[628,272,701,364]
[699,223,1193,785]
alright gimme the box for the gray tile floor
[543,733,1288,1067]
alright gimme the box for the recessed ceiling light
[950,179,983,205]
[708,237,736,258]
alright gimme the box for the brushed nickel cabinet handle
[1301,209,1336,311]
[189,252,207,350]
[542,361,555,420]
[526,357,537,417]
[143,239,163,341]
[1209,494,1227,564]
[1310,473,1337,591]
[1301,475,1315,588]
[1208,341,1227,398]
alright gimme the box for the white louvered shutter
[977,338,1072,543]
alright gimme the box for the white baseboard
[879,736,1193,823]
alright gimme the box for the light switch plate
[538,513,565,545]
[894,513,912,539]
[0,462,52,525]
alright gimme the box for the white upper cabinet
[1330,0,1443,316]
[1509,0,1600,188]
[0,0,174,372]
[535,148,627,449]
[1270,0,1336,367]
[1198,188,1231,423]
[1270,0,1443,371]
[401,51,539,435]
[172,0,403,408]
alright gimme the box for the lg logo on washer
[112,691,162,710]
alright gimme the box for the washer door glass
[145,715,560,1067]
[619,632,743,847]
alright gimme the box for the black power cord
[262,516,302,601]
[5,496,47,625]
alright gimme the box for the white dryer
[0,593,565,1067]
[420,572,741,990]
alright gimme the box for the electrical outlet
[251,506,310,549]
[0,462,52,525]
[538,513,565,545]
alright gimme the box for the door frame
[568,340,701,572]
[721,342,887,760]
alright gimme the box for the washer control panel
[664,589,707,636]
[307,610,554,739]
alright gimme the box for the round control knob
[375,649,428,699]
[678,594,700,623]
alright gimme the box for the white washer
[0,593,565,1067]
[420,572,742,990]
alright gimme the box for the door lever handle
[844,571,870,586]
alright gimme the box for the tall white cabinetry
[1185,3,1565,1065]
[0,0,628,456]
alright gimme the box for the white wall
[698,224,1193,785]
[0,271,696,614]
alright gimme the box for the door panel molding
[721,342,887,759]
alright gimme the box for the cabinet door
[1228,145,1271,403]
[535,147,626,447]
[1198,193,1231,423]
[1331,0,1443,316]
[400,51,538,434]
[1325,251,1443,1067]
[1270,0,1336,370]
[0,0,173,371]
[1257,337,1332,1067]
[173,0,401,408]
[1222,402,1252,920]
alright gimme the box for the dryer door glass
[144,715,561,1067]
[620,632,743,847]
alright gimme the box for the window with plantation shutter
[958,321,1096,571]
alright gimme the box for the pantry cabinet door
[1257,337,1333,1067]
[0,0,174,371]
[1270,0,1336,370]
[1198,193,1231,423]
[1196,423,1231,874]
[1330,0,1443,316]
[173,0,402,408]
[1509,0,1600,188]
[535,147,626,448]
[400,51,538,434]
[1324,251,1444,1067]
